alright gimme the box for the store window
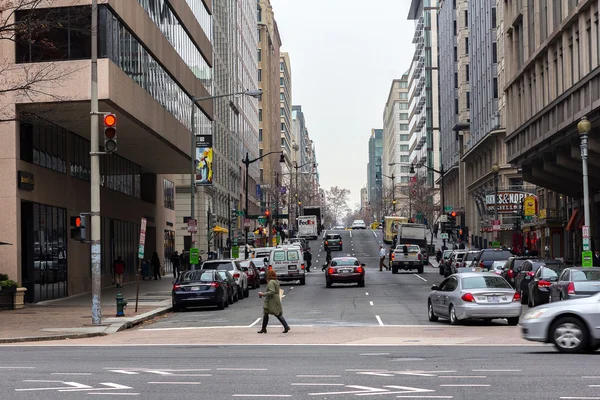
[20,119,67,174]
[164,179,175,210]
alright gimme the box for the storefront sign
[539,209,547,219]
[190,248,199,265]
[485,191,535,214]
[523,196,537,216]
[18,171,35,191]
[582,251,593,267]
[195,135,213,185]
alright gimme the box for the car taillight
[507,269,515,278]
[325,241,329,245]
[418,254,422,261]
[260,267,265,272]
[391,253,395,261]
[512,291,521,302]
[567,282,575,294]
[328,267,335,274]
[461,293,475,302]
[173,284,181,290]
[355,267,363,273]
[340,241,342,245]
[538,280,551,288]
[301,264,305,270]
[210,282,219,288]
[233,273,240,279]
[461,262,466,267]
[527,271,535,277]
[479,261,484,268]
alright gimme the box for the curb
[0,306,173,343]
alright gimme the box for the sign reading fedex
[299,219,316,225]
[298,215,318,239]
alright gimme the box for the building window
[100,151,142,198]
[257,4,262,21]
[400,155,410,162]
[464,10,468,27]
[401,176,410,183]
[259,129,263,141]
[400,81,408,88]
[399,134,409,141]
[258,49,261,62]
[164,179,174,210]
[257,28,261,41]
[493,77,498,99]
[399,92,408,99]
[454,46,458,62]
[400,145,409,152]
[100,216,139,277]
[280,77,284,86]
[70,133,91,181]
[492,42,497,63]
[20,119,67,174]
[258,69,262,82]
[280,107,285,116]
[465,37,469,55]
[400,166,411,172]
[492,7,497,28]
[399,113,409,120]
[399,103,409,110]
[453,20,457,35]
[399,124,409,131]
[259,109,263,122]
[281,123,285,132]
[455,72,458,88]
[455,98,459,114]
[466,92,470,109]
[280,93,284,101]
[466,64,470,82]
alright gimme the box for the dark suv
[324,233,342,251]
[501,256,537,288]
[514,259,565,304]
[472,249,514,271]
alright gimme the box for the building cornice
[461,129,506,163]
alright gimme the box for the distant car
[237,232,256,246]
[420,248,430,265]
[325,257,365,288]
[332,225,346,230]
[514,259,565,305]
[251,259,267,283]
[324,233,343,251]
[521,293,600,353]
[172,270,228,311]
[488,261,506,275]
[527,263,567,307]
[201,259,249,299]
[289,238,308,251]
[427,272,522,325]
[239,260,261,289]
[460,251,481,269]
[501,256,536,288]
[472,249,514,271]
[351,220,366,229]
[549,267,600,302]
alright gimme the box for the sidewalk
[0,277,174,343]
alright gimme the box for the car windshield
[571,270,600,281]
[443,250,453,258]
[462,276,511,289]
[216,271,230,280]
[455,253,466,260]
[483,251,513,261]
[331,259,359,266]
[326,234,341,240]
[514,259,527,269]
[543,262,566,273]
[465,252,478,261]
[179,271,213,283]
[202,261,232,270]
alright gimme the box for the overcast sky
[270,0,416,207]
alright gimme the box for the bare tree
[324,186,350,226]
[0,0,87,122]
[403,178,442,243]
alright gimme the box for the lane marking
[296,375,341,378]
[413,274,427,282]
[440,384,490,387]
[472,369,521,372]
[0,367,35,369]
[350,231,352,238]
[147,382,201,385]
[360,353,390,356]
[87,394,139,396]
[232,395,291,398]
[582,376,600,379]
[372,231,377,238]
[369,301,374,306]
[395,397,453,399]
[560,398,600,400]
[248,318,261,328]
[291,383,344,386]
[51,373,92,376]
[365,292,369,296]
[375,315,384,326]
[438,376,486,379]
[217,368,268,371]
[589,385,600,387]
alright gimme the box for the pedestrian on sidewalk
[257,270,290,334]
[379,245,389,271]
[113,256,125,288]
[151,251,162,280]
[171,251,181,278]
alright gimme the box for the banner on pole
[195,135,213,185]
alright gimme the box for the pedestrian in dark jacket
[113,256,125,288]
[171,251,181,278]
[304,248,312,272]
[323,249,332,271]
[151,251,162,280]
[257,270,290,334]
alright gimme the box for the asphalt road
[1,345,598,399]
[152,229,446,329]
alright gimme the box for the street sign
[236,210,244,216]
[191,233,197,243]
[440,233,449,239]
[583,237,590,251]
[444,206,452,212]
[492,241,501,249]
[190,248,199,265]
[492,219,501,231]
[187,219,198,233]
[138,218,147,258]
[582,251,593,267]
[439,215,448,222]
[258,217,266,225]
[232,245,239,259]
[244,218,251,227]
[583,225,590,238]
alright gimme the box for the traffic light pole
[90,0,102,325]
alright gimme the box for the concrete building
[279,52,293,220]
[290,105,317,219]
[502,0,600,262]
[0,0,213,302]
[408,0,441,192]
[257,0,282,222]
[367,129,383,220]
[382,75,410,215]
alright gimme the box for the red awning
[566,208,579,231]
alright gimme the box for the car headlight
[523,308,549,320]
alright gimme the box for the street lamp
[243,151,285,259]
[379,173,396,212]
[189,89,263,254]
[491,164,501,240]
[578,116,592,252]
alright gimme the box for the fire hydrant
[116,291,127,317]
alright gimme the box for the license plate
[288,265,297,270]
[340,269,352,273]
[525,276,531,280]
[488,296,499,303]
[191,286,200,291]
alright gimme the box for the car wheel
[417,265,424,274]
[217,295,225,310]
[238,287,244,300]
[551,317,589,353]
[507,317,519,326]
[233,290,239,302]
[449,305,459,325]
[427,301,438,322]
[358,279,365,288]
[520,289,528,305]
[244,285,250,298]
[172,303,182,312]
[392,266,398,274]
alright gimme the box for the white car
[351,220,366,229]
[201,260,249,298]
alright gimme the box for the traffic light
[265,210,271,222]
[230,208,238,224]
[447,212,457,230]
[103,113,117,152]
[70,213,88,242]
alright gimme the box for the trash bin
[141,260,151,280]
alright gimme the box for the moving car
[325,257,365,288]
[251,258,268,283]
[172,270,228,311]
[391,244,424,274]
[201,259,249,299]
[514,259,564,305]
[549,267,600,302]
[472,249,514,271]
[520,293,600,353]
[427,272,522,325]
[528,264,565,307]
[239,260,261,289]
[267,247,306,285]
[324,233,343,251]
[351,220,366,229]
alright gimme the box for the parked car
[439,250,454,275]
[520,293,600,353]
[472,249,514,271]
[528,264,567,307]
[214,270,238,304]
[201,259,249,299]
[325,257,365,288]
[240,260,261,289]
[324,233,343,251]
[445,250,467,276]
[251,258,267,283]
[172,270,228,311]
[289,238,308,251]
[501,256,536,288]
[460,250,480,269]
[427,272,522,325]
[488,261,506,275]
[514,259,564,305]
[252,247,276,261]
[549,267,600,302]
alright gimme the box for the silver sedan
[427,272,522,325]
[520,293,600,353]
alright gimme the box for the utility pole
[190,98,197,248]
[90,0,101,325]
[227,193,231,256]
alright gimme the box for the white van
[267,247,306,285]
[252,247,276,261]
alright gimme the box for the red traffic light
[75,217,82,227]
[104,114,116,127]
[451,212,457,217]
[265,210,271,216]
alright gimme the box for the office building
[367,129,383,220]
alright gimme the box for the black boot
[276,314,290,333]
[257,315,268,334]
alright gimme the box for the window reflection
[184,0,213,41]
[20,120,67,174]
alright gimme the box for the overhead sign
[486,191,535,214]
[523,195,537,216]
[195,135,213,185]
[439,215,448,222]
[138,218,147,258]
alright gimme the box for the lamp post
[380,173,396,213]
[491,164,501,240]
[578,116,592,254]
[243,151,285,259]
[189,89,262,250]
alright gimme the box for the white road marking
[350,231,352,238]
[16,381,92,391]
[360,353,390,356]
[375,315,384,326]
[147,382,201,385]
[365,292,369,296]
[582,376,600,379]
[0,367,35,369]
[296,375,341,378]
[589,385,600,387]
[472,369,521,372]
[390,358,425,362]
[108,370,138,375]
[372,231,377,238]
[291,383,344,386]
[369,301,374,306]
[560,398,600,400]
[232,395,292,398]
[440,384,490,387]
[413,274,427,282]
[248,318,261,328]
[217,368,268,371]
[395,397,453,399]
[51,373,92,376]
[87,394,139,396]
[438,376,486,379]
[59,383,133,392]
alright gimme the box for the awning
[566,208,579,231]
[213,226,228,234]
